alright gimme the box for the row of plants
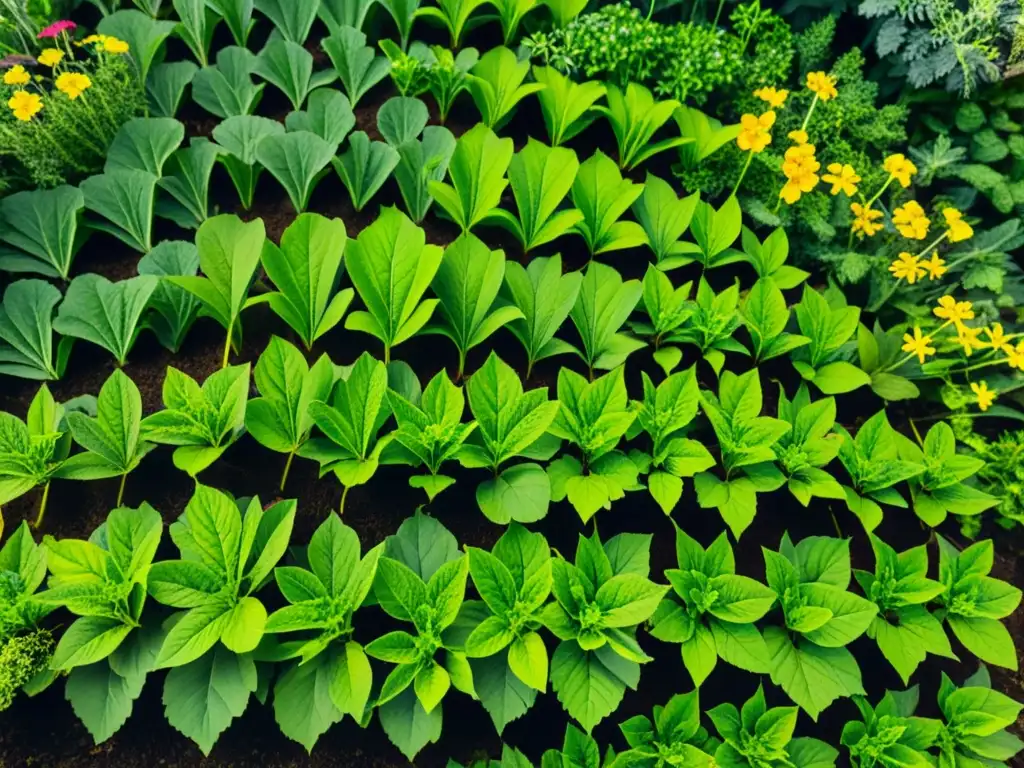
[1,490,1020,759]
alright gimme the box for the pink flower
[37,20,77,39]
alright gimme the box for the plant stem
[712,0,726,26]
[117,473,127,507]
[340,485,350,515]
[222,326,232,369]
[730,151,754,199]
[33,482,51,529]
[280,450,295,492]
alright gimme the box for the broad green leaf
[212,114,283,209]
[97,10,176,83]
[0,185,85,279]
[569,262,644,373]
[595,83,687,171]
[192,46,264,118]
[323,26,391,108]
[256,131,335,213]
[466,46,545,129]
[253,38,336,111]
[147,61,198,118]
[53,274,158,366]
[764,627,865,720]
[333,131,401,212]
[633,174,698,265]
[428,123,513,233]
[533,65,604,146]
[0,280,72,380]
[571,150,648,256]
[273,647,345,752]
[80,169,157,253]
[105,117,185,177]
[285,88,355,149]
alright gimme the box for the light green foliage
[0,629,53,713]
[265,514,383,749]
[762,534,878,720]
[741,278,809,365]
[253,0,317,43]
[104,117,184,178]
[710,684,837,768]
[382,39,433,97]
[547,367,639,522]
[840,688,941,768]
[792,287,870,395]
[467,46,546,129]
[631,368,713,515]
[424,235,523,378]
[167,214,265,366]
[570,151,648,256]
[246,337,334,490]
[426,46,479,122]
[895,423,997,528]
[542,531,666,732]
[388,369,477,500]
[672,277,745,374]
[936,537,1022,670]
[80,169,158,253]
[56,371,152,494]
[256,131,335,213]
[252,39,337,111]
[319,0,376,32]
[212,115,284,209]
[674,105,742,172]
[632,174,698,267]
[489,0,539,43]
[0,281,73,381]
[595,83,687,171]
[261,213,352,350]
[148,484,294,753]
[304,352,395,501]
[854,535,953,685]
[207,0,254,46]
[541,725,602,768]
[380,0,422,50]
[158,138,222,230]
[192,46,264,118]
[140,364,250,477]
[483,139,583,254]
[856,322,921,403]
[612,689,717,768]
[429,123,513,233]
[965,428,1024,533]
[935,667,1024,766]
[630,265,692,375]
[569,262,644,375]
[533,66,605,147]
[666,196,744,272]
[740,227,809,290]
[333,131,401,212]
[417,0,489,48]
[0,186,86,280]
[97,10,176,83]
[53,274,158,367]
[286,89,356,150]
[774,385,844,506]
[500,255,582,378]
[172,0,217,66]
[462,353,560,523]
[651,528,774,687]
[344,206,443,362]
[696,370,789,538]
[835,411,925,532]
[323,26,391,108]
[0,523,53,642]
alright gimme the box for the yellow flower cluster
[754,87,788,108]
[806,71,838,100]
[888,251,946,284]
[850,203,883,238]
[780,143,819,203]
[892,200,930,240]
[736,110,775,153]
[3,65,30,86]
[822,163,859,196]
[38,49,64,67]
[7,90,42,121]
[55,72,91,99]
[883,154,917,187]
[80,34,130,54]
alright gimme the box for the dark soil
[2,20,1023,768]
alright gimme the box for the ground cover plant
[0,1,1022,767]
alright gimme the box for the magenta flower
[37,20,77,39]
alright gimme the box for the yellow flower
[7,90,42,121]
[101,36,129,54]
[736,110,775,153]
[80,34,104,45]
[883,154,917,188]
[902,327,935,364]
[55,72,91,100]
[921,252,946,280]
[787,129,809,145]
[984,323,1012,353]
[892,200,930,240]
[933,295,974,326]
[850,202,883,238]
[754,86,788,108]
[889,252,926,284]
[779,143,819,204]
[943,208,973,243]
[821,163,860,196]
[806,71,837,100]
[956,325,984,357]
[3,65,30,86]
[1006,341,1024,370]
[970,381,996,412]
[37,48,64,67]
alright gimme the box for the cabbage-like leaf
[80,170,158,253]
[252,38,337,111]
[256,131,335,213]
[97,10,176,83]
[147,61,198,118]
[322,25,391,108]
[138,241,202,353]
[0,280,73,380]
[285,88,355,150]
[192,46,264,118]
[157,138,222,230]
[105,117,185,177]
[254,0,319,44]
[0,185,85,280]
[333,132,400,212]
[428,123,512,233]
[212,114,284,209]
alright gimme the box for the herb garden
[0,0,1022,766]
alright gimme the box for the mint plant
[569,262,644,377]
[792,287,870,395]
[840,688,940,768]
[762,534,878,720]
[854,535,954,685]
[543,531,667,732]
[650,527,775,687]
[774,385,845,507]
[935,536,1022,670]
[613,690,717,768]
[141,364,250,477]
[462,353,560,524]
[695,369,789,538]
[570,151,648,256]
[935,666,1024,767]
[547,367,639,522]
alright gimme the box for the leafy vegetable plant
[934,666,1024,767]
[429,123,513,233]
[80,170,158,254]
[570,151,648,257]
[212,115,284,209]
[192,46,264,118]
[323,26,390,108]
[774,385,845,507]
[417,0,488,48]
[0,280,73,381]
[792,287,870,395]
[333,131,400,212]
[595,83,687,171]
[252,39,336,111]
[632,174,698,266]
[0,186,86,280]
[533,66,604,147]
[467,46,545,129]
[613,689,717,768]
[840,688,940,768]
[256,131,335,213]
[568,262,644,376]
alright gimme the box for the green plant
[429,123,512,234]
[168,214,265,367]
[380,0,421,50]
[423,234,523,379]
[840,687,940,768]
[962,428,1024,533]
[417,0,488,48]
[595,83,687,171]
[212,115,283,209]
[670,278,745,375]
[740,227,810,290]
[426,45,478,122]
[104,116,184,177]
[935,536,1022,670]
[191,46,264,118]
[542,530,667,732]
[254,0,318,44]
[934,666,1024,766]
[632,175,699,267]
[158,138,221,230]
[0,281,73,381]
[246,336,334,491]
[612,689,717,768]
[253,39,336,111]
[287,89,355,150]
[569,262,644,377]
[147,61,198,118]
[148,484,295,754]
[762,534,878,719]
[651,527,774,686]
[741,279,810,365]
[381,39,432,97]
[547,367,639,522]
[379,98,456,223]
[344,206,443,363]
[467,46,545,130]
[140,364,250,477]
[388,369,477,500]
[709,684,838,768]
[333,131,400,212]
[570,151,648,257]
[0,186,85,279]
[854,534,953,684]
[80,170,157,253]
[532,66,605,147]
[208,0,253,46]
[790,287,871,395]
[323,26,390,108]
[263,514,383,750]
[172,0,216,66]
[462,353,560,524]
[627,266,693,377]
[774,385,845,506]
[256,131,334,213]
[541,725,603,768]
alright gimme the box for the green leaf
[947,615,1018,670]
[595,83,687,171]
[253,38,336,112]
[97,9,176,82]
[193,46,264,118]
[466,46,545,129]
[273,647,345,752]
[633,174,698,264]
[570,263,644,372]
[105,117,184,177]
[472,649,538,733]
[764,627,865,720]
[139,241,202,353]
[0,280,70,380]
[80,169,157,253]
[53,274,157,366]
[207,0,254,46]
[378,686,443,760]
[0,185,85,279]
[322,25,390,108]
[286,88,355,149]
[429,123,513,233]
[571,150,648,256]
[253,0,318,43]
[256,131,335,213]
[533,65,605,146]
[477,463,551,524]
[147,61,198,118]
[333,131,401,212]
[551,642,639,733]
[212,114,283,208]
